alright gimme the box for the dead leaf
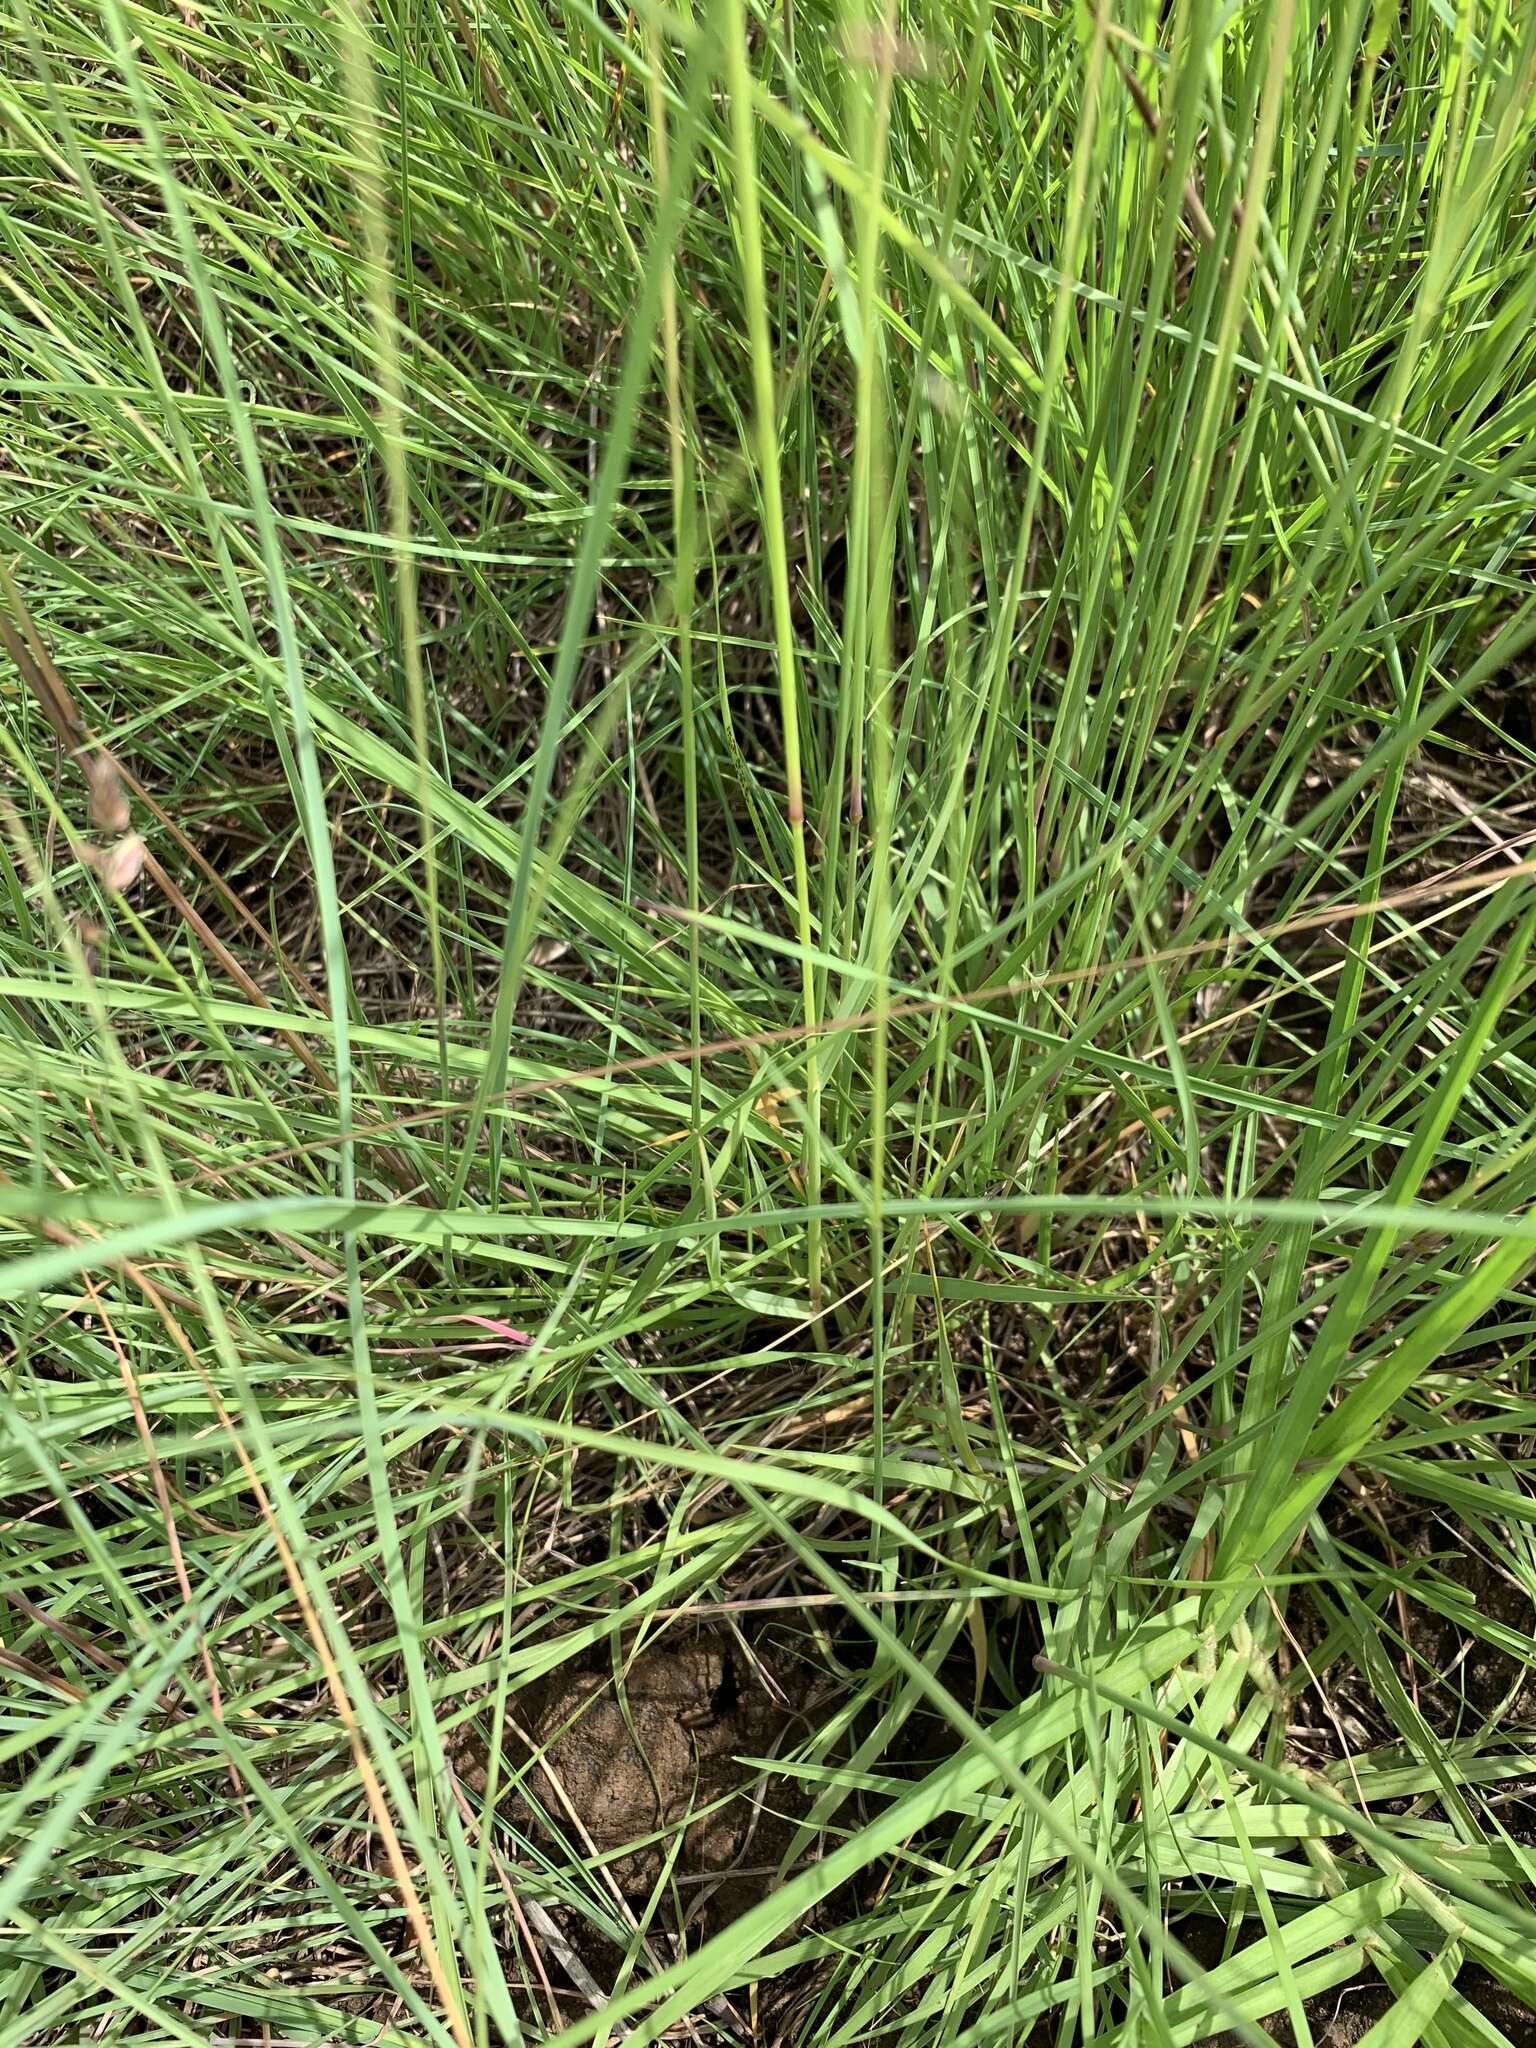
[84,752,130,836]
[88,833,146,894]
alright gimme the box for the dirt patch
[451,1619,850,2009]
[1419,1552,1536,1726]
[1203,1966,1536,2047]
[520,1631,799,1913]
[1282,1484,1536,1767]
[441,1626,840,2019]
[1180,1918,1536,2048]
[1203,1978,1392,2048]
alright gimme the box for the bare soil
[519,1630,801,1914]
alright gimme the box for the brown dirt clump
[450,1627,832,2018]
[521,1630,798,1912]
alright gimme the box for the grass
[3,0,1536,2040]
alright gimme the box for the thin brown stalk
[81,1269,244,1802]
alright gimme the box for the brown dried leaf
[90,833,146,894]
[84,751,131,836]
[842,24,935,74]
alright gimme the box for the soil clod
[516,1631,804,1919]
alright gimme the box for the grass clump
[4,0,1536,2043]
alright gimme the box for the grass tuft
[4,0,1536,2043]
